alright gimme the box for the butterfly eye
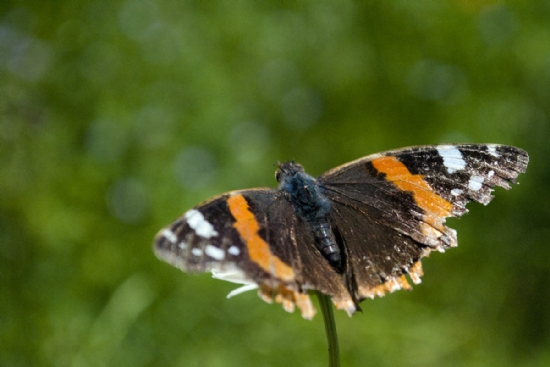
[275,168,282,183]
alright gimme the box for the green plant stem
[316,292,340,367]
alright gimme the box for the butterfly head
[275,161,305,183]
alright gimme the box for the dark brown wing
[154,188,354,319]
[318,144,528,301]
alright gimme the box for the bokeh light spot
[258,58,301,101]
[229,121,271,163]
[407,60,468,104]
[173,146,218,190]
[133,105,176,149]
[84,120,128,163]
[107,178,150,224]
[478,5,517,46]
[118,1,161,42]
[5,33,53,81]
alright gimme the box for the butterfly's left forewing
[318,144,528,301]
[154,188,354,319]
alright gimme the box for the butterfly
[154,144,528,319]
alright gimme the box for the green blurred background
[1,1,549,366]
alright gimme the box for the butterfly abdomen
[311,221,342,268]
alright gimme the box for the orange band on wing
[227,194,295,282]
[371,156,453,225]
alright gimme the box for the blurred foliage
[1,1,549,367]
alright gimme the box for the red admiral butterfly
[154,144,528,319]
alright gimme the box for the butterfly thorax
[276,162,342,269]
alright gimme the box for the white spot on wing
[451,188,463,196]
[468,175,484,191]
[228,246,240,256]
[177,241,187,250]
[191,248,203,256]
[437,146,466,174]
[205,244,225,260]
[185,209,219,238]
[487,145,499,157]
[161,229,177,244]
